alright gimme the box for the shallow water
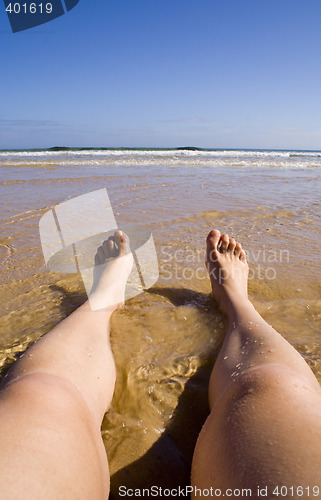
[0,149,320,496]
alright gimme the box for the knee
[2,372,94,423]
[216,363,321,418]
[236,363,315,393]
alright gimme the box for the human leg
[191,230,321,497]
[0,231,133,500]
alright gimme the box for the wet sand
[0,151,320,496]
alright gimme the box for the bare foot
[89,230,133,311]
[206,229,249,315]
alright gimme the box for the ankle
[225,295,253,320]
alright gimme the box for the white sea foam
[0,148,321,169]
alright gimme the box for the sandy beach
[0,148,320,496]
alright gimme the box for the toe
[240,249,247,263]
[219,234,229,252]
[97,245,106,262]
[206,230,221,265]
[234,242,242,257]
[228,237,236,253]
[114,231,122,255]
[107,236,117,257]
[114,230,131,255]
[95,252,101,265]
[206,229,221,250]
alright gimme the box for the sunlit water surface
[0,149,320,496]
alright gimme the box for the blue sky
[1,0,321,150]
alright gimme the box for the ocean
[0,147,320,495]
